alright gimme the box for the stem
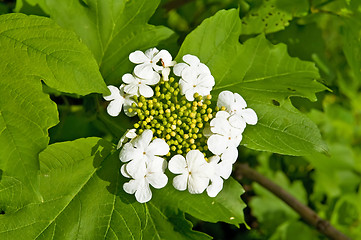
[234,163,350,240]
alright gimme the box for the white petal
[173,63,188,76]
[123,179,138,194]
[124,84,139,96]
[161,67,170,80]
[103,85,121,101]
[173,174,188,191]
[144,47,159,59]
[135,180,152,203]
[215,111,231,119]
[134,63,154,79]
[234,93,247,109]
[147,172,168,189]
[106,99,123,117]
[179,79,193,95]
[169,155,187,174]
[207,177,223,197]
[133,129,153,150]
[129,50,149,64]
[181,66,198,80]
[195,86,211,97]
[147,138,169,156]
[186,150,206,169]
[126,129,137,139]
[183,54,200,66]
[117,129,136,149]
[185,89,195,101]
[217,90,234,110]
[198,63,211,75]
[221,146,238,164]
[143,72,160,85]
[126,158,147,178]
[240,108,258,125]
[119,143,139,162]
[147,156,167,173]
[228,114,246,131]
[120,164,132,178]
[218,161,233,179]
[188,175,209,194]
[229,128,243,146]
[122,73,136,84]
[198,73,215,88]
[208,155,221,164]
[139,84,154,98]
[210,116,230,135]
[207,134,227,155]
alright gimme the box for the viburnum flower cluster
[103,48,258,203]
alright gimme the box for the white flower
[117,129,137,149]
[206,156,233,197]
[217,91,258,129]
[179,72,215,101]
[129,48,176,80]
[122,156,168,203]
[119,129,169,177]
[122,73,159,98]
[168,150,210,194]
[173,54,211,77]
[207,111,243,163]
[103,85,136,117]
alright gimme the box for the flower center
[129,78,217,158]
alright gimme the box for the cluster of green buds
[128,77,216,157]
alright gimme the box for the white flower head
[173,54,211,77]
[168,150,210,194]
[217,91,258,128]
[119,129,169,177]
[117,129,137,149]
[207,111,243,163]
[129,48,176,81]
[122,156,168,203]
[103,84,136,117]
[206,155,233,197]
[175,54,215,101]
[122,73,159,98]
[179,72,215,101]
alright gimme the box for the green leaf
[0,13,108,201]
[14,0,49,15]
[269,220,319,240]
[176,9,327,156]
[45,0,174,83]
[153,177,246,226]
[0,14,108,95]
[240,0,309,35]
[342,18,361,90]
[0,138,210,240]
[0,55,58,202]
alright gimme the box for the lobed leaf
[177,9,327,156]
[0,13,108,201]
[0,14,108,95]
[0,138,210,240]
[153,177,246,226]
[240,0,309,35]
[45,0,174,84]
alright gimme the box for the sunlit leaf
[177,9,327,156]
[0,138,210,240]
